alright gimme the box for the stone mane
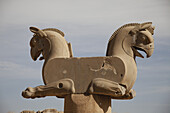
[109,22,152,42]
[43,28,65,37]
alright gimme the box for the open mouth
[132,46,147,58]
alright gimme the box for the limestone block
[20,111,36,113]
[43,56,132,93]
[23,22,155,99]
[64,94,111,113]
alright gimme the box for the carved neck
[47,40,62,60]
[43,34,70,61]
[109,32,134,59]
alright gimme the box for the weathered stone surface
[21,109,63,113]
[22,22,154,99]
[64,94,111,113]
[22,78,75,98]
[21,110,36,113]
[38,109,63,113]
[44,56,126,93]
[21,22,155,113]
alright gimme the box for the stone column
[64,94,111,113]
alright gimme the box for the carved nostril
[59,83,63,88]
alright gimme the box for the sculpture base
[64,94,111,113]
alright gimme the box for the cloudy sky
[0,0,170,113]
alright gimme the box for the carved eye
[141,36,145,41]
[136,34,145,43]
[139,35,150,45]
[30,37,39,47]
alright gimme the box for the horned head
[129,22,155,58]
[29,27,51,61]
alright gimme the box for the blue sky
[0,0,170,113]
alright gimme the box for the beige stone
[21,109,63,113]
[39,109,61,113]
[64,94,111,113]
[22,22,155,113]
[22,78,75,98]
[22,22,154,100]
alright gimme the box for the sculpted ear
[140,22,152,30]
[129,22,153,36]
[129,25,140,36]
[30,27,40,33]
[30,27,47,38]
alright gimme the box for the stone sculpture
[22,22,155,113]
[21,109,63,113]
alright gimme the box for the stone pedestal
[64,94,111,113]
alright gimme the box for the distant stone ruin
[21,109,63,113]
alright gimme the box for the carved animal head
[107,22,155,59]
[129,22,155,58]
[29,27,51,61]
